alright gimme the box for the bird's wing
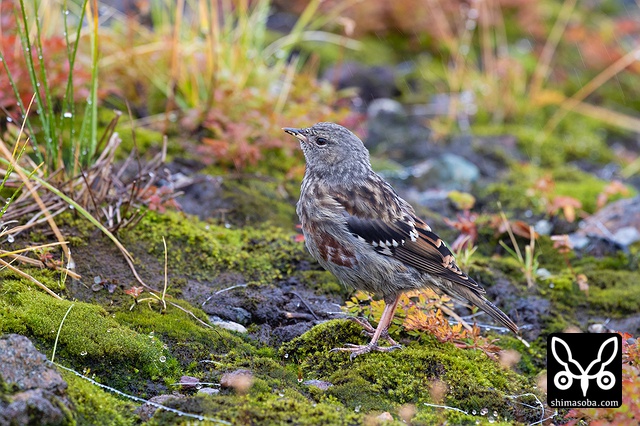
[345,214,486,294]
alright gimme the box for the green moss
[148,392,364,425]
[539,272,586,307]
[473,117,614,169]
[116,301,257,372]
[0,279,179,393]
[120,210,306,285]
[481,162,631,215]
[62,371,137,426]
[219,178,299,228]
[280,320,536,423]
[586,270,640,315]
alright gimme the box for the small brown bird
[284,122,518,358]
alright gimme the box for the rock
[197,387,220,396]
[534,219,553,236]
[535,268,552,280]
[568,234,590,250]
[406,154,480,191]
[136,394,184,422]
[365,98,432,162]
[0,334,73,426]
[303,380,333,391]
[178,375,201,390]
[323,62,400,104]
[438,153,480,189]
[612,226,640,247]
[209,318,248,334]
[571,196,640,255]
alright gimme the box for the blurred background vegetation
[2,1,640,424]
[1,0,639,179]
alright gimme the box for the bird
[283,122,518,358]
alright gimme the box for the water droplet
[159,356,166,362]
[480,408,488,416]
[68,204,75,210]
[493,411,498,417]
[472,410,476,415]
[94,276,102,284]
[63,112,72,118]
[297,378,303,383]
[64,9,69,15]
[38,55,42,60]
[6,117,12,122]
[162,344,168,349]
[354,405,361,413]
[488,416,495,423]
[284,353,289,358]
[106,329,112,333]
[196,383,202,389]
[7,235,14,243]
[81,350,87,356]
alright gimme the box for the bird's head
[283,122,371,178]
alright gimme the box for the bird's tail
[474,297,519,334]
[449,287,519,334]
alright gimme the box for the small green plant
[1,0,101,176]
[498,207,539,288]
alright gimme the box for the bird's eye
[315,137,328,146]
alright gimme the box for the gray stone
[197,387,220,396]
[534,219,553,236]
[303,380,333,391]
[0,334,73,426]
[210,318,248,334]
[365,98,432,162]
[407,154,479,191]
[612,226,640,247]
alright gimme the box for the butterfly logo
[551,336,618,397]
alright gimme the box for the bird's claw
[330,343,402,360]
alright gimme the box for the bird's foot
[330,343,402,360]
[348,317,399,346]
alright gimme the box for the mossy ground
[1,206,551,425]
[2,153,637,425]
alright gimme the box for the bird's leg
[332,295,402,359]
[347,316,399,346]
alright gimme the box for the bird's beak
[282,127,308,143]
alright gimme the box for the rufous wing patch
[312,230,358,268]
